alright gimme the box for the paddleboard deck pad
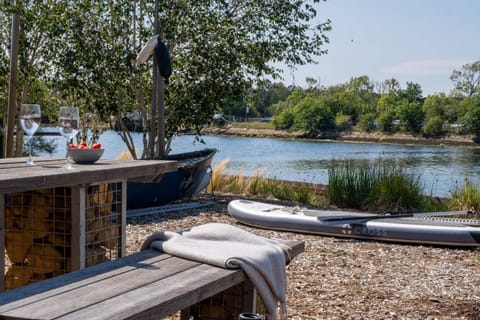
[227,199,480,247]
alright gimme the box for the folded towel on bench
[141,223,289,320]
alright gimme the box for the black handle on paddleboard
[322,213,413,222]
[239,313,262,320]
[322,210,472,222]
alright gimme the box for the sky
[279,0,480,96]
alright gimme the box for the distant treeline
[220,61,480,142]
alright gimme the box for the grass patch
[229,121,275,130]
[449,177,480,212]
[328,159,426,213]
[208,160,327,207]
[327,159,374,209]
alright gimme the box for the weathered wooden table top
[0,158,177,193]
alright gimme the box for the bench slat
[60,264,245,320]
[0,250,165,307]
[0,256,201,319]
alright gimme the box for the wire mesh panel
[2,182,124,291]
[85,183,122,266]
[189,283,266,320]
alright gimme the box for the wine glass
[57,106,79,170]
[20,104,41,165]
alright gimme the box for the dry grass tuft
[207,158,229,192]
[117,150,134,160]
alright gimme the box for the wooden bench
[0,240,304,320]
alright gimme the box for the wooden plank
[121,180,127,257]
[0,250,166,307]
[281,240,305,264]
[242,279,257,312]
[0,193,5,293]
[71,185,85,270]
[0,159,177,193]
[60,264,246,320]
[0,157,63,166]
[0,257,204,320]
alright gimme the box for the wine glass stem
[28,137,33,163]
[66,140,70,167]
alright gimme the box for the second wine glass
[57,106,79,170]
[20,104,41,165]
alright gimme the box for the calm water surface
[44,130,480,197]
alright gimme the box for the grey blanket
[141,223,289,320]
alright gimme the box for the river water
[43,130,480,197]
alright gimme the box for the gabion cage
[189,283,267,320]
[2,183,123,291]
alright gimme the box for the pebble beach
[126,193,480,320]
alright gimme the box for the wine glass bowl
[57,107,80,169]
[20,104,41,165]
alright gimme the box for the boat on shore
[127,148,216,210]
[227,199,480,247]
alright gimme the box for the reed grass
[449,177,480,212]
[327,159,374,209]
[370,167,424,213]
[328,159,425,213]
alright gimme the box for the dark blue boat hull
[127,148,216,210]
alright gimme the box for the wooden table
[0,158,177,193]
[0,157,177,292]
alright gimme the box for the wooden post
[71,186,86,270]
[6,13,20,158]
[153,0,166,159]
[120,180,127,257]
[0,193,5,292]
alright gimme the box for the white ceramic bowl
[68,148,104,164]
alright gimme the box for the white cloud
[383,59,472,76]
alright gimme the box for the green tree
[341,75,377,123]
[396,100,424,133]
[335,112,352,132]
[460,96,480,142]
[383,78,401,94]
[1,2,73,156]
[356,112,377,131]
[423,94,446,120]
[291,96,335,132]
[220,97,248,119]
[450,60,480,97]
[249,82,292,117]
[274,108,296,129]
[376,94,398,132]
[1,0,332,157]
[422,115,444,137]
[399,82,423,103]
[271,87,307,115]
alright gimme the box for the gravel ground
[126,193,480,320]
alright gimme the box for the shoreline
[202,127,479,148]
